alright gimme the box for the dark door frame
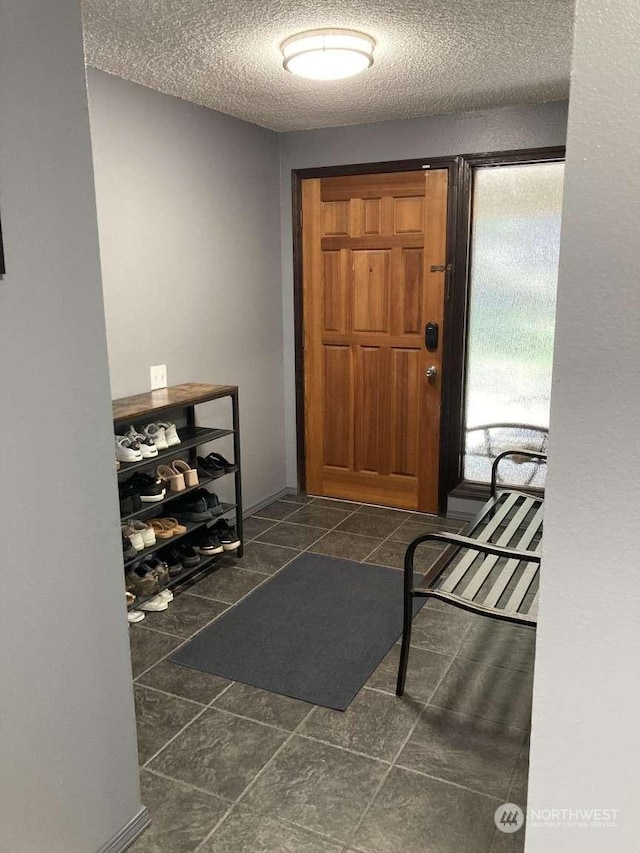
[291,146,565,513]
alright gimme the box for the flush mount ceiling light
[282,29,375,81]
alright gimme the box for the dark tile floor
[129,494,533,853]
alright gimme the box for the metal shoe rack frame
[114,383,243,609]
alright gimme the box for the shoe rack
[114,382,243,608]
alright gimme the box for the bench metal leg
[396,550,415,696]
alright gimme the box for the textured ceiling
[82,0,574,132]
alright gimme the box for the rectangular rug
[170,552,425,710]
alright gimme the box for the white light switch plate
[150,364,167,391]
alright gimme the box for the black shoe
[126,472,166,503]
[119,491,142,516]
[213,518,241,551]
[175,541,201,567]
[195,530,224,555]
[196,456,226,480]
[164,547,184,577]
[202,452,236,474]
[119,479,143,515]
[172,495,213,522]
[192,488,223,516]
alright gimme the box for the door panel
[323,251,349,333]
[323,345,352,469]
[302,169,448,511]
[352,250,390,333]
[354,346,383,474]
[322,200,350,235]
[389,348,421,477]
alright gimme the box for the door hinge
[299,209,303,228]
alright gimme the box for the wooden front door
[301,169,449,512]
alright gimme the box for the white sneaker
[122,524,145,551]
[157,589,174,602]
[138,595,169,612]
[128,520,156,548]
[125,426,158,458]
[143,423,168,451]
[127,610,146,623]
[157,421,181,447]
[115,435,143,462]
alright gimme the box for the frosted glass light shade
[282,29,375,80]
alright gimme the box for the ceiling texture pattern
[82,0,574,132]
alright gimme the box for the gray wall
[86,69,285,509]
[0,3,141,852]
[278,101,569,486]
[527,1,640,850]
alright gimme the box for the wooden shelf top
[113,382,237,423]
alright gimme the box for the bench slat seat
[396,449,546,697]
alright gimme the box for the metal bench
[396,449,546,696]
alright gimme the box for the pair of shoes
[157,460,198,493]
[212,517,241,551]
[149,517,187,539]
[116,422,180,461]
[195,529,224,555]
[125,557,174,611]
[197,452,235,478]
[190,519,240,553]
[125,590,145,623]
[124,426,158,459]
[119,472,166,514]
[125,563,158,597]
[142,421,180,451]
[122,520,156,551]
[165,541,201,575]
[192,488,223,516]
[171,493,219,523]
[115,435,143,463]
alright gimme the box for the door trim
[291,147,565,512]
[292,156,459,513]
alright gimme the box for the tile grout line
[252,501,363,552]
[220,797,352,850]
[358,513,415,565]
[192,703,311,737]
[131,624,186,641]
[291,731,392,767]
[391,761,509,802]
[141,765,236,804]
[191,705,319,853]
[140,680,236,770]
[342,645,461,849]
[133,682,208,707]
[140,703,211,770]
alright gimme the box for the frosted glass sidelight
[463,162,565,487]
